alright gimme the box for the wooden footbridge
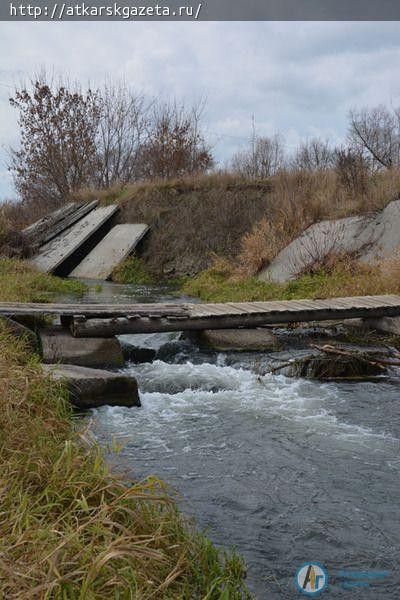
[2,295,400,336]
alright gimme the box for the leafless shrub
[9,73,214,214]
[292,138,333,171]
[138,101,213,180]
[231,134,286,179]
[97,82,151,187]
[0,203,30,258]
[290,216,378,278]
[333,146,370,196]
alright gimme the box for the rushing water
[75,282,400,599]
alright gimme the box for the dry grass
[235,169,400,277]
[0,205,31,259]
[2,168,390,279]
[0,324,249,599]
[0,260,250,598]
[379,248,400,284]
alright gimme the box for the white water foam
[94,360,399,448]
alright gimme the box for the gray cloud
[1,21,400,197]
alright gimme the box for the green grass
[0,258,251,598]
[0,258,87,302]
[112,255,154,285]
[182,260,400,303]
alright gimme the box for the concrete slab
[361,199,400,261]
[193,328,279,351]
[40,326,124,368]
[42,363,140,409]
[258,199,400,283]
[30,205,118,274]
[363,316,400,335]
[69,223,149,280]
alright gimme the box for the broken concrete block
[40,326,124,368]
[193,328,279,352]
[363,316,400,336]
[42,363,140,409]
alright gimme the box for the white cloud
[1,21,400,198]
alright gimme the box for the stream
[69,282,400,599]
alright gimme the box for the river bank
[180,254,400,304]
[0,259,250,599]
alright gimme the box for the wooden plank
[188,305,219,317]
[249,301,293,312]
[308,299,349,309]
[380,295,400,304]
[197,304,238,317]
[23,203,77,237]
[37,201,99,248]
[224,303,252,314]
[231,302,268,314]
[0,302,188,318]
[69,224,150,280]
[30,205,119,274]
[23,201,99,251]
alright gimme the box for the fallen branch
[310,344,400,370]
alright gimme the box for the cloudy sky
[1,21,400,199]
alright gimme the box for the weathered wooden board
[0,302,188,318]
[69,223,149,280]
[30,205,119,274]
[23,203,76,237]
[35,201,99,248]
[23,201,99,250]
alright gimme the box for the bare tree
[292,138,333,171]
[97,82,150,187]
[138,101,213,180]
[9,76,101,210]
[348,105,400,170]
[231,134,286,179]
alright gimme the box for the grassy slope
[0,258,86,302]
[73,169,400,280]
[0,259,250,599]
[74,175,276,278]
[182,258,400,303]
